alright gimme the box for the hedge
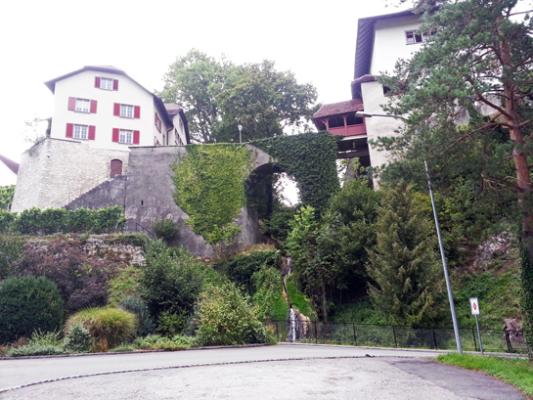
[0,206,125,235]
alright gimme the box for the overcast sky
[0,0,405,185]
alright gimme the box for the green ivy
[252,133,339,211]
[173,145,252,244]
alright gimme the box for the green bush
[63,324,91,353]
[65,307,137,352]
[153,218,179,243]
[141,240,207,321]
[0,185,15,211]
[252,266,288,321]
[157,311,188,337]
[217,248,278,293]
[3,207,125,235]
[7,331,64,357]
[108,266,143,305]
[0,210,16,233]
[120,296,155,337]
[195,282,267,346]
[0,235,24,279]
[0,276,64,344]
[132,334,194,351]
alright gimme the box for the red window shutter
[113,79,119,90]
[88,125,96,140]
[134,106,140,119]
[90,100,97,113]
[113,103,120,116]
[133,130,140,145]
[66,123,73,138]
[112,128,119,143]
[94,77,101,88]
[68,97,76,111]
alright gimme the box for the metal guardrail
[267,321,530,354]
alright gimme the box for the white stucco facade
[370,15,423,76]
[51,70,163,148]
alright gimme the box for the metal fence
[267,320,530,354]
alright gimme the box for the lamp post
[237,124,243,144]
[356,111,463,354]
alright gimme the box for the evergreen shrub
[63,324,92,353]
[0,276,63,344]
[195,283,267,346]
[120,296,155,337]
[152,218,179,243]
[65,307,137,352]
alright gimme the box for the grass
[438,354,533,397]
[286,276,316,319]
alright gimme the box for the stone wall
[65,144,272,257]
[11,138,130,212]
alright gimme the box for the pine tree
[367,182,443,327]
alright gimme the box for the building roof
[313,99,364,119]
[44,65,172,127]
[164,103,191,144]
[0,154,19,174]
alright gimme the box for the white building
[313,10,428,177]
[45,65,189,149]
[11,66,190,212]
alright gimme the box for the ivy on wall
[173,145,252,244]
[252,133,339,211]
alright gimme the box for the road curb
[0,343,269,361]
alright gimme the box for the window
[75,98,90,113]
[119,129,133,144]
[99,78,114,90]
[405,29,436,45]
[73,124,89,140]
[154,113,162,132]
[120,104,134,118]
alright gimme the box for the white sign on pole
[469,297,480,316]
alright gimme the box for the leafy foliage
[367,182,443,327]
[0,276,64,344]
[0,185,14,210]
[252,266,288,321]
[64,324,92,353]
[7,331,64,357]
[174,145,251,244]
[195,282,268,346]
[160,50,317,143]
[108,265,143,305]
[140,240,207,324]
[253,133,339,211]
[216,248,278,293]
[65,307,137,352]
[0,207,125,235]
[132,334,194,351]
[152,218,179,243]
[0,235,23,279]
[119,296,155,337]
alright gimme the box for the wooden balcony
[328,123,366,137]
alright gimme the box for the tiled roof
[313,99,364,119]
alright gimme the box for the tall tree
[160,50,317,142]
[367,182,443,327]
[382,0,533,354]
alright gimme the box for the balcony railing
[327,123,366,137]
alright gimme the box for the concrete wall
[370,15,422,76]
[51,70,159,148]
[361,80,402,187]
[11,138,130,211]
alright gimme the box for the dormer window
[95,76,119,90]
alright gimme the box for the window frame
[99,77,114,90]
[120,104,135,119]
[118,129,134,145]
[74,98,91,113]
[73,124,89,140]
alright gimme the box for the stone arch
[110,159,123,177]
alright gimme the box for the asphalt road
[0,344,525,399]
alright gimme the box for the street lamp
[237,124,243,144]
[356,111,463,354]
